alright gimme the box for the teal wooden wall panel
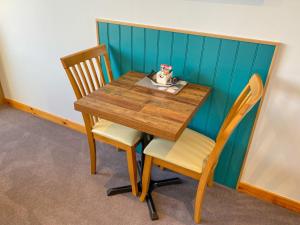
[183,35,205,130]
[192,37,221,133]
[132,27,145,72]
[108,24,121,79]
[98,23,109,83]
[97,22,276,188]
[215,42,258,184]
[145,29,159,73]
[120,25,132,74]
[171,33,188,77]
[157,31,173,66]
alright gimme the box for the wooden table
[74,72,211,141]
[74,71,211,220]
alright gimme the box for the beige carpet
[0,105,299,225]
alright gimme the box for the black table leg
[106,185,132,196]
[106,133,182,221]
[137,160,182,220]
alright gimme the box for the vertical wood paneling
[145,29,159,73]
[132,27,145,72]
[108,24,121,78]
[205,40,239,139]
[215,42,259,184]
[182,35,203,82]
[97,22,276,188]
[223,44,275,187]
[191,37,221,134]
[120,25,132,74]
[171,33,188,77]
[98,22,109,83]
[157,31,173,67]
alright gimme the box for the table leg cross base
[106,161,182,220]
[106,185,132,196]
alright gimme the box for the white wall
[1,0,299,202]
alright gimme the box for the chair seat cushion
[92,119,142,146]
[143,128,215,173]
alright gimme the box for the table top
[74,72,211,141]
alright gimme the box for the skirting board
[3,98,300,214]
[238,182,300,213]
[4,98,85,134]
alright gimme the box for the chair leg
[86,131,96,175]
[126,148,138,196]
[194,178,207,224]
[139,155,153,202]
[207,170,214,187]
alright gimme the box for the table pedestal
[106,134,182,220]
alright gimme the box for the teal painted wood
[98,23,109,83]
[223,44,275,187]
[145,29,159,73]
[157,31,173,66]
[120,25,132,74]
[215,42,259,184]
[171,33,188,77]
[97,22,276,188]
[192,37,221,133]
[183,35,205,131]
[132,27,145,72]
[108,24,121,79]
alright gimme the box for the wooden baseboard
[0,84,4,105]
[238,182,300,213]
[4,98,85,134]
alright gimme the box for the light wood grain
[139,74,264,224]
[238,182,300,213]
[74,72,211,141]
[0,81,4,105]
[61,46,140,196]
[5,98,85,133]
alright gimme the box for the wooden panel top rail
[74,72,211,140]
[96,19,280,46]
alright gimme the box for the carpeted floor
[0,105,299,225]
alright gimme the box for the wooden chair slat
[77,63,91,95]
[83,61,96,91]
[70,66,85,97]
[88,58,101,89]
[103,50,114,82]
[95,56,106,86]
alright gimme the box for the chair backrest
[60,44,113,100]
[209,74,264,167]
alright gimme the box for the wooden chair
[139,74,264,223]
[61,44,141,196]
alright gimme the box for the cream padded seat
[92,119,142,146]
[144,128,215,173]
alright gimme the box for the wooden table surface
[74,72,211,141]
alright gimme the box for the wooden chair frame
[139,74,264,223]
[61,45,139,196]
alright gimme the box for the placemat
[135,76,187,95]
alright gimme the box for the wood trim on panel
[4,98,85,134]
[96,20,100,45]
[236,44,280,187]
[238,182,300,213]
[96,18,280,46]
[0,82,4,105]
